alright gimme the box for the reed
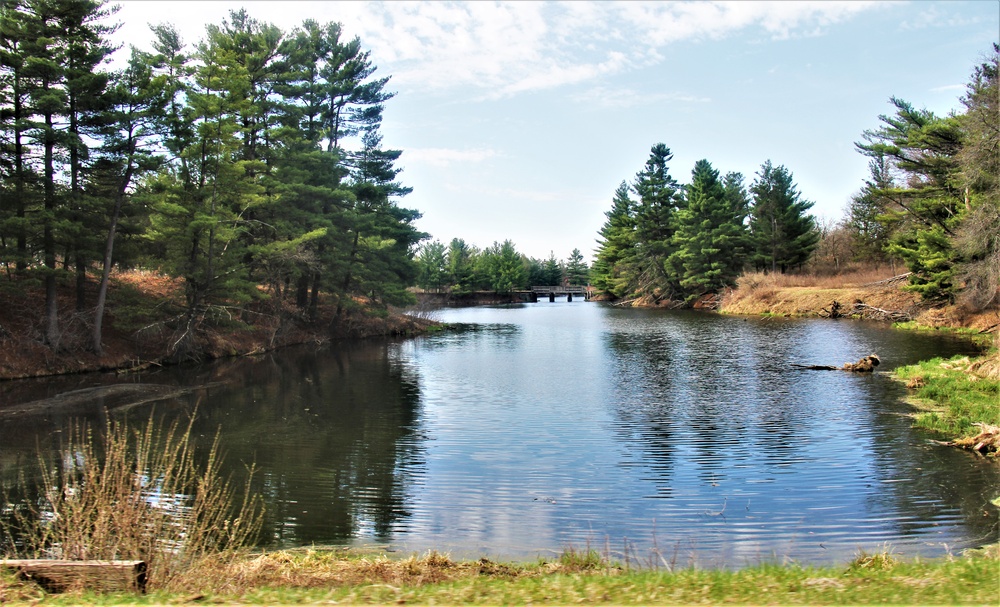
[0,414,262,590]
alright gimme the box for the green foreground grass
[3,546,999,605]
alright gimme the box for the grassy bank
[3,546,998,605]
[892,354,1000,454]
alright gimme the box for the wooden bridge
[517,285,593,302]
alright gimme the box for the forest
[1,1,425,359]
[590,43,999,310]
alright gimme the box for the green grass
[12,546,998,605]
[892,355,1000,438]
[892,321,996,347]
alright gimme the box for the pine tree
[90,46,166,354]
[630,143,681,299]
[565,248,589,285]
[481,240,524,293]
[748,160,819,273]
[591,181,635,297]
[845,155,894,266]
[856,97,965,300]
[447,238,476,293]
[542,252,562,285]
[415,240,448,291]
[670,159,747,300]
[0,0,41,273]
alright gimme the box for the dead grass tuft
[0,567,46,603]
[848,546,899,572]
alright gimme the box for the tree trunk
[92,197,123,355]
[75,255,87,312]
[296,273,310,309]
[43,111,59,348]
[1,560,147,594]
[93,155,135,355]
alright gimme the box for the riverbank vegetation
[892,356,1000,455]
[0,415,263,588]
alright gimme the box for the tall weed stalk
[1,414,262,590]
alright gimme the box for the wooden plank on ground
[0,559,147,593]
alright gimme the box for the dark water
[1,302,997,567]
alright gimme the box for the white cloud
[405,147,500,167]
[110,1,885,99]
[338,1,886,97]
[930,84,966,93]
[571,86,710,109]
[900,5,987,30]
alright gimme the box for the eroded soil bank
[0,272,435,381]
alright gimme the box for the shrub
[0,414,262,590]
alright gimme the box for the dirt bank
[719,273,1000,333]
[0,271,435,381]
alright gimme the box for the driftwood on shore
[792,354,881,373]
[860,272,913,287]
[938,423,1000,456]
[0,559,147,593]
[820,300,912,322]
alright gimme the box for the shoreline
[3,276,996,380]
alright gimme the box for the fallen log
[0,559,147,593]
[941,423,1000,456]
[819,300,911,322]
[792,354,881,373]
[850,302,911,322]
[861,272,912,287]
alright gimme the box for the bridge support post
[548,293,555,302]
[567,293,573,302]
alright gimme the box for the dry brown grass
[162,548,611,595]
[1,415,263,591]
[721,271,922,319]
[0,567,46,603]
[735,268,902,289]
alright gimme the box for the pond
[1,301,997,567]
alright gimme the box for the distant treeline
[413,240,589,294]
[0,2,423,357]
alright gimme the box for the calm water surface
[1,302,997,567]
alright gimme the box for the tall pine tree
[591,180,636,297]
[748,160,818,273]
[630,143,681,299]
[670,159,748,300]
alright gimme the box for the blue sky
[108,1,999,262]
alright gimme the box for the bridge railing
[529,285,589,294]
